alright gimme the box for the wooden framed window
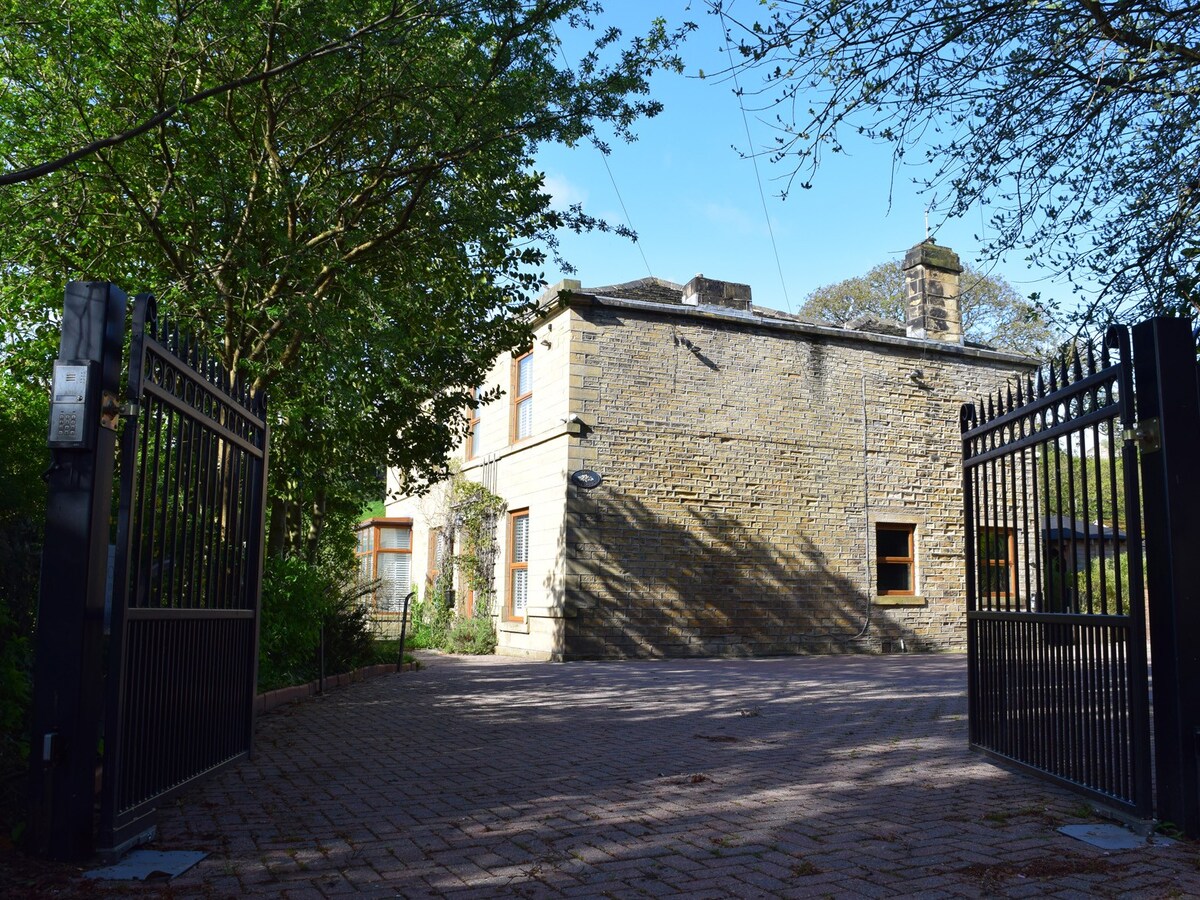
[354,518,412,614]
[506,509,529,620]
[979,527,1016,599]
[427,527,447,589]
[512,351,533,442]
[876,523,916,596]
[466,387,481,459]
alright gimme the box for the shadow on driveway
[149,653,1194,898]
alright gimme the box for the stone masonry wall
[561,301,1031,659]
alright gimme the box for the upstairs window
[466,387,481,459]
[512,351,533,441]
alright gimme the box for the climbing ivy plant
[413,466,505,654]
[447,473,507,619]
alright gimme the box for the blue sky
[535,3,1082,319]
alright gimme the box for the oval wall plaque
[570,469,603,489]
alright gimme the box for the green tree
[1040,445,1130,530]
[801,259,1054,353]
[0,360,48,777]
[714,0,1200,319]
[0,0,691,558]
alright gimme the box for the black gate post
[1132,315,1200,838]
[27,282,127,859]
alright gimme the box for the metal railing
[961,327,1152,816]
[100,296,269,853]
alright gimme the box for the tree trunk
[305,489,326,563]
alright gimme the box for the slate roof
[583,277,684,305]
[1041,515,1126,541]
[844,314,908,337]
[570,276,1025,360]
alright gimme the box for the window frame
[427,527,443,590]
[354,517,413,615]
[511,351,533,443]
[506,508,530,622]
[466,386,481,459]
[979,526,1017,600]
[875,523,916,597]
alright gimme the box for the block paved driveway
[154,652,1197,898]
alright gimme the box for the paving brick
[109,654,1200,898]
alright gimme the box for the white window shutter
[377,553,411,612]
[379,526,411,550]
[512,569,528,615]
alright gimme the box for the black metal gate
[961,326,1152,816]
[99,295,269,852]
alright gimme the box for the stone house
[384,241,1034,660]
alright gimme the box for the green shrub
[404,588,495,655]
[1077,552,1134,612]
[258,557,326,689]
[257,556,379,690]
[0,376,49,781]
[403,597,439,650]
[442,616,497,655]
[0,599,31,771]
[0,361,51,842]
[320,580,377,674]
[370,639,413,666]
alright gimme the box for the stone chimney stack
[902,240,963,344]
[681,275,752,311]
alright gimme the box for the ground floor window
[507,509,529,620]
[979,527,1016,601]
[355,518,412,614]
[876,523,916,596]
[427,527,452,592]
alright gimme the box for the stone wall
[388,312,574,660]
[561,300,1031,659]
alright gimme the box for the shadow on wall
[553,485,936,660]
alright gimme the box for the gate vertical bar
[1132,315,1200,838]
[100,295,154,853]
[27,282,127,860]
[245,386,269,759]
[1110,325,1152,819]
[961,402,979,746]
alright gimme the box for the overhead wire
[716,3,792,313]
[599,152,654,279]
[550,25,654,280]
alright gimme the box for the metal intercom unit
[48,360,98,449]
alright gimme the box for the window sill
[498,619,529,634]
[874,595,926,607]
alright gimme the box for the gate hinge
[1122,418,1160,453]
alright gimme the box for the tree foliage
[0,0,690,557]
[0,363,46,776]
[801,259,1054,353]
[714,0,1200,320]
